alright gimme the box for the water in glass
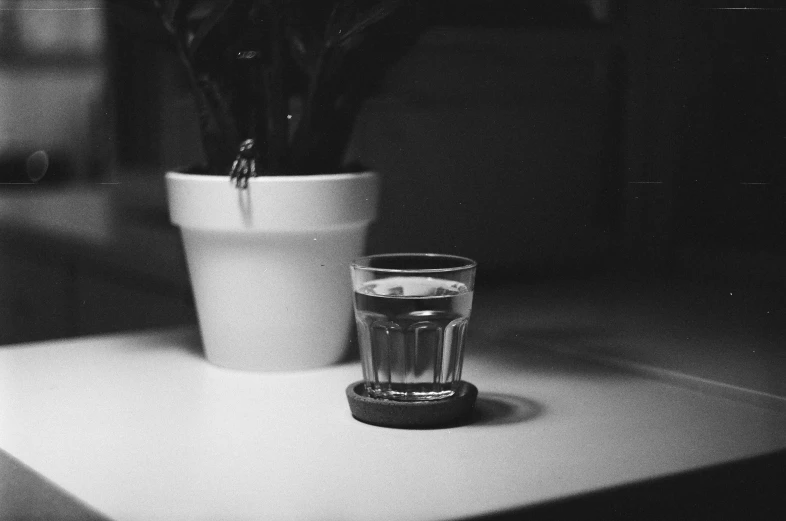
[354,276,472,401]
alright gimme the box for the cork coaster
[346,381,478,429]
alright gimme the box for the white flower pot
[166,171,380,371]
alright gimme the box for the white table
[1,322,784,521]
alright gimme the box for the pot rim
[166,169,380,231]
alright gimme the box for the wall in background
[619,1,786,284]
[0,0,112,184]
[353,27,617,278]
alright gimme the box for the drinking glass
[350,253,477,401]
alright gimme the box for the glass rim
[351,253,477,274]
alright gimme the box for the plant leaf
[164,0,180,22]
[327,0,402,50]
[195,74,242,172]
[156,0,196,27]
[187,0,236,58]
[286,27,320,75]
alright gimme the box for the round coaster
[346,381,478,429]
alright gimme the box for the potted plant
[134,0,422,371]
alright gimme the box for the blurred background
[1,0,784,345]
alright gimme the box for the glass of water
[350,253,477,402]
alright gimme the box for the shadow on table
[470,393,543,427]
[172,327,206,358]
[470,449,786,521]
[0,448,110,521]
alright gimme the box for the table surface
[1,318,784,521]
[3,185,785,519]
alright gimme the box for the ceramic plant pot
[166,171,380,371]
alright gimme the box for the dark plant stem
[197,75,241,171]
[286,4,337,174]
[290,45,331,173]
[153,0,239,173]
[263,1,290,173]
